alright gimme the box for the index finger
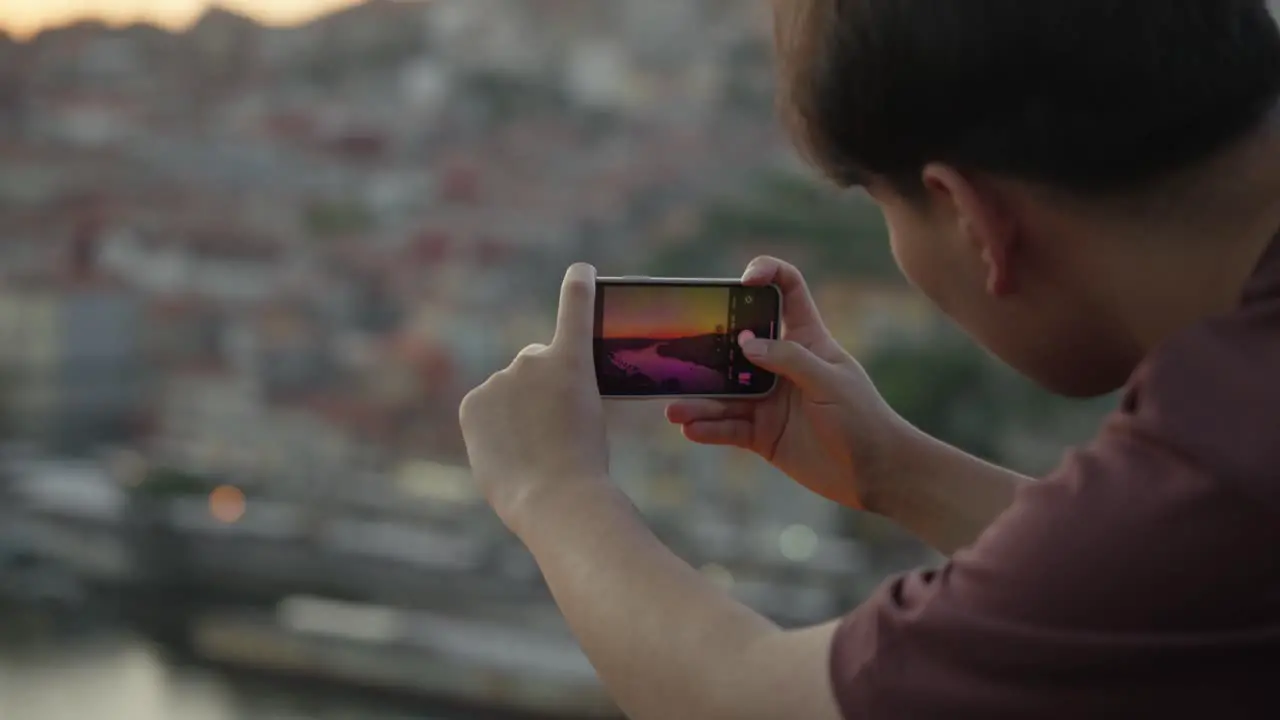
[741,256,826,332]
[552,262,597,354]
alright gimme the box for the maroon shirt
[831,236,1280,718]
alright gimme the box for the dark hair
[775,1,1280,198]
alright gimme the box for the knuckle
[747,256,808,287]
[777,260,804,282]
[459,388,481,422]
[513,344,547,367]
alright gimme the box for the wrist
[495,474,624,538]
[857,419,933,518]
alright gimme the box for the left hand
[459,263,610,528]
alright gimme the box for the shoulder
[829,406,1280,718]
[1126,297,1280,500]
[872,421,1278,635]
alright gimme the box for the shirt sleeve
[829,418,1277,719]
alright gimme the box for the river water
[0,632,447,720]
[611,346,724,393]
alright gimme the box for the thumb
[551,263,597,358]
[740,338,834,394]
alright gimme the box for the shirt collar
[1242,228,1280,305]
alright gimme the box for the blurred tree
[722,38,775,112]
[649,171,898,280]
[136,467,221,498]
[303,199,375,238]
[865,338,1011,461]
[0,371,12,443]
[467,71,569,124]
[865,330,1117,464]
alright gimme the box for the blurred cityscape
[0,1,1119,718]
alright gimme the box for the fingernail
[741,339,768,358]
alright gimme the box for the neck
[1082,122,1280,355]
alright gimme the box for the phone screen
[593,279,782,398]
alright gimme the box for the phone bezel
[594,276,783,401]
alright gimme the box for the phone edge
[595,279,784,401]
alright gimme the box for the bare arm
[507,482,844,720]
[870,428,1034,556]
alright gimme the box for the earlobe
[984,241,1016,297]
[966,217,1007,295]
[923,163,1019,298]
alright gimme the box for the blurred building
[153,367,384,503]
[0,279,144,453]
[97,224,295,305]
[619,0,705,70]
[423,0,553,79]
[142,295,223,371]
[0,0,872,610]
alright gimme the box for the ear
[920,164,1019,297]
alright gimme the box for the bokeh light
[699,563,735,591]
[779,524,819,562]
[209,485,247,524]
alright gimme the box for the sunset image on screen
[599,285,730,341]
[595,284,734,396]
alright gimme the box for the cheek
[887,221,955,312]
[886,219,922,286]
[890,221,1028,369]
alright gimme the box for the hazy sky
[601,286,731,340]
[0,1,366,37]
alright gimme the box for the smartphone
[593,277,782,399]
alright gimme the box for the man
[460,2,1280,718]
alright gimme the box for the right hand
[665,257,911,510]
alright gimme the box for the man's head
[776,0,1280,396]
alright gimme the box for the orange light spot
[209,485,247,524]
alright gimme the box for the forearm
[507,481,786,720]
[870,429,1033,555]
